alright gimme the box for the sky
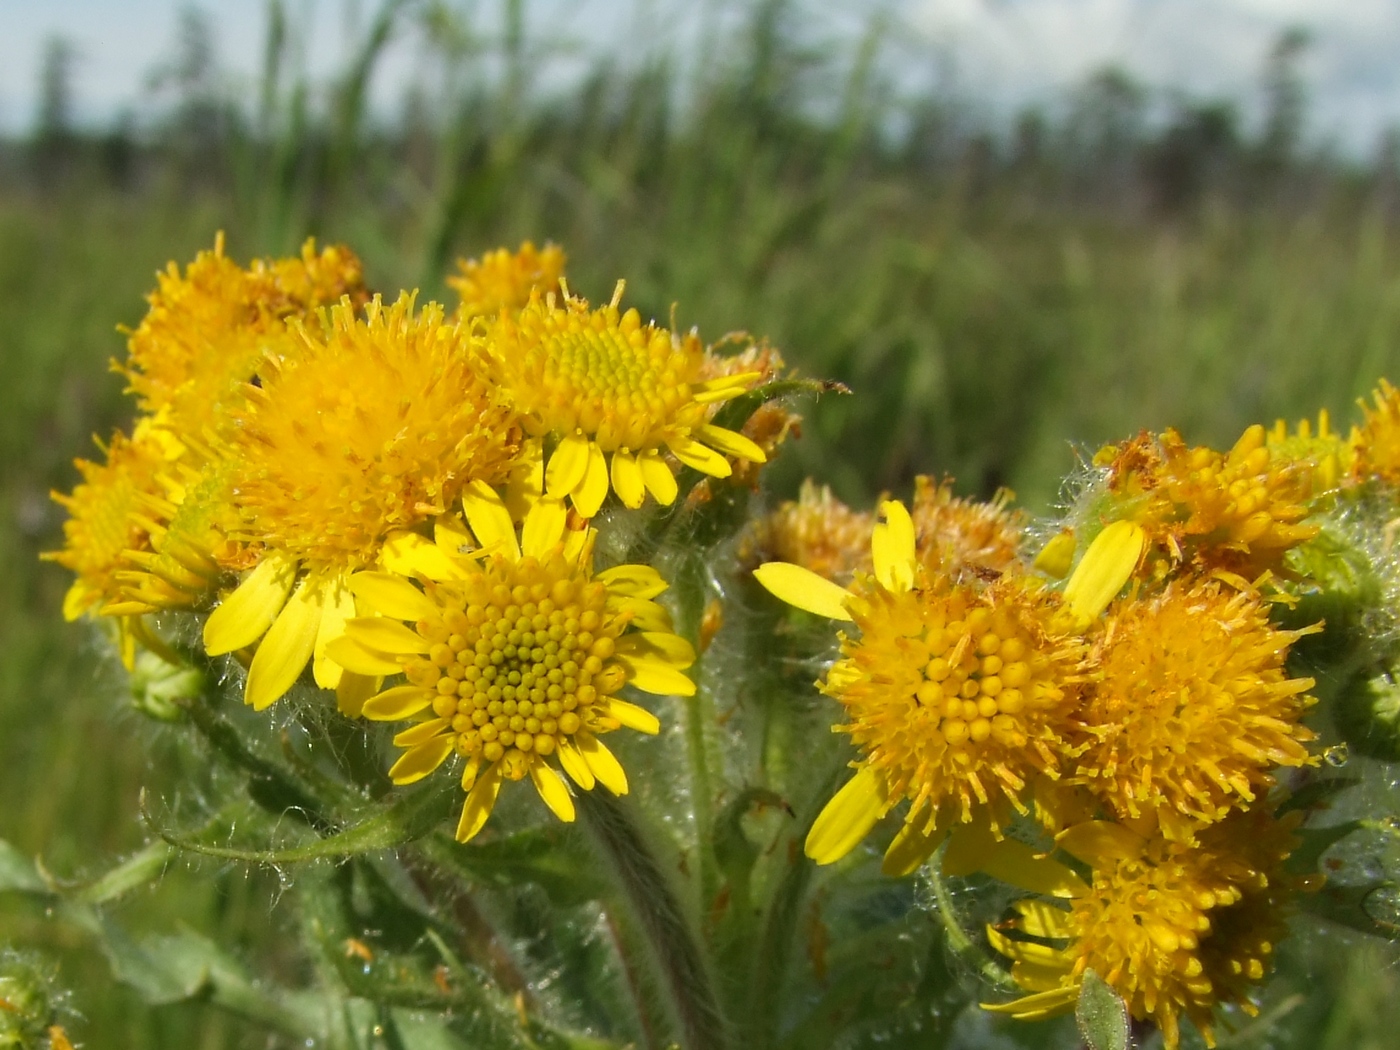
[1,0,1398,154]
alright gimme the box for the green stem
[927,845,1019,993]
[578,790,729,1050]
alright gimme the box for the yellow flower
[447,242,566,320]
[1267,409,1348,493]
[326,483,696,842]
[744,480,875,584]
[488,287,768,516]
[44,426,168,624]
[752,502,1091,873]
[981,808,1304,1049]
[909,476,1025,579]
[1351,378,1400,485]
[120,235,366,422]
[201,293,524,712]
[1074,578,1317,841]
[695,339,796,486]
[1097,424,1318,578]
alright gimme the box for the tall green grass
[3,1,1400,1045]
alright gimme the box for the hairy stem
[579,790,729,1050]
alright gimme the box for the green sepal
[1076,970,1129,1050]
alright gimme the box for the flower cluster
[47,239,775,842]
[750,412,1357,1047]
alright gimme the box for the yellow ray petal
[381,531,467,581]
[312,575,356,690]
[245,576,322,710]
[986,925,1066,967]
[1034,531,1076,579]
[618,655,696,697]
[557,736,596,789]
[616,630,696,668]
[699,423,767,463]
[324,635,404,676]
[1012,899,1075,940]
[348,571,436,621]
[607,595,674,631]
[394,718,451,748]
[435,515,474,558]
[505,446,544,521]
[696,371,762,396]
[669,437,732,478]
[1062,520,1144,622]
[603,697,661,735]
[343,616,431,655]
[203,554,297,656]
[872,500,916,592]
[578,733,628,795]
[881,816,949,877]
[573,439,609,517]
[1054,820,1147,867]
[943,823,1089,899]
[462,481,520,562]
[979,985,1080,1020]
[610,451,646,509]
[389,735,455,784]
[362,684,435,721]
[753,562,854,620]
[638,450,678,504]
[335,671,381,718]
[806,766,889,864]
[457,761,504,842]
[545,431,590,497]
[530,757,577,822]
[597,564,668,599]
[522,496,568,559]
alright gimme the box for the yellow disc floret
[744,480,874,583]
[489,287,768,516]
[1074,579,1317,841]
[909,476,1025,580]
[1352,378,1400,485]
[328,485,696,841]
[447,241,566,321]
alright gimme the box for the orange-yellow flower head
[1351,378,1400,485]
[753,502,1087,872]
[1098,424,1318,578]
[489,287,768,517]
[909,476,1025,580]
[45,425,169,622]
[982,809,1304,1049]
[745,481,875,584]
[201,293,524,713]
[121,235,367,421]
[447,242,566,320]
[1075,579,1317,841]
[326,485,696,842]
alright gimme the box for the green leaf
[389,1012,473,1050]
[1277,777,1360,815]
[0,839,48,894]
[417,826,609,908]
[1298,880,1400,939]
[72,840,174,904]
[1076,970,1129,1050]
[1288,821,1365,875]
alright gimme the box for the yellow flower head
[753,502,1088,872]
[489,287,768,516]
[983,809,1303,1049]
[1351,378,1400,485]
[326,484,696,842]
[447,242,566,320]
[1267,409,1348,494]
[201,293,524,712]
[745,481,875,584]
[1075,578,1317,841]
[909,476,1025,580]
[1098,424,1318,578]
[121,235,367,420]
[45,425,169,622]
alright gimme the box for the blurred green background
[4,1,1400,1045]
